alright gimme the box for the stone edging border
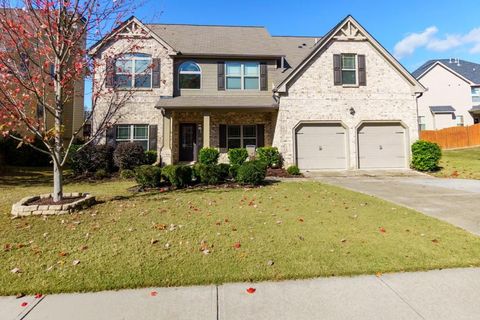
[11,193,96,217]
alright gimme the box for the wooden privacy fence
[420,124,480,149]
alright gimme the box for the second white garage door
[357,123,407,169]
[296,123,347,170]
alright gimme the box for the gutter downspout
[415,91,424,133]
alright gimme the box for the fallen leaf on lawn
[376,272,382,277]
[164,243,171,249]
[340,239,347,243]
[21,302,28,307]
[431,239,439,244]
[79,245,88,251]
[153,223,167,230]
[298,235,305,241]
[267,260,274,266]
[150,291,158,297]
[72,260,80,266]
[59,251,68,257]
[45,265,54,272]
[3,244,11,252]
[231,227,237,231]
[233,242,241,249]
[246,287,256,294]
[298,218,304,223]
[16,293,25,299]
[215,221,222,226]
[11,267,21,274]
[150,239,159,245]
[276,220,282,225]
[34,293,42,299]
[379,227,386,233]
[202,249,210,255]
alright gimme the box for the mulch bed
[27,196,85,206]
[266,168,303,178]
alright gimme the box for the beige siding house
[413,59,480,130]
[90,15,425,170]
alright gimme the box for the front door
[179,123,196,162]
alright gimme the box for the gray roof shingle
[413,59,480,84]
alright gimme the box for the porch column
[203,112,210,148]
[160,109,173,165]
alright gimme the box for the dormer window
[115,53,152,89]
[179,61,201,89]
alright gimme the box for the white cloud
[394,26,438,59]
[394,26,480,59]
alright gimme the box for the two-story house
[89,15,425,170]
[413,59,480,130]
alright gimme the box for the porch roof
[155,95,279,110]
[470,105,480,114]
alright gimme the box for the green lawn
[1,167,480,295]
[433,147,480,179]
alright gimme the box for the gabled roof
[146,23,282,57]
[413,59,480,85]
[274,15,425,93]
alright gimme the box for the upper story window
[341,54,357,85]
[115,53,152,89]
[418,116,426,131]
[457,115,464,127]
[225,62,259,90]
[472,87,480,103]
[179,61,201,89]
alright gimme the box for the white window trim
[116,54,153,89]
[418,116,426,131]
[457,115,465,127]
[225,62,260,91]
[116,124,149,150]
[341,53,358,86]
[471,87,480,103]
[226,125,257,149]
[178,61,202,90]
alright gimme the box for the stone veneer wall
[274,40,419,169]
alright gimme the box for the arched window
[116,53,152,88]
[179,61,201,89]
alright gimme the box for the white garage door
[296,123,347,170]
[357,123,406,169]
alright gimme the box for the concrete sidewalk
[2,268,480,320]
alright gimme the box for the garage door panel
[296,124,347,170]
[358,123,406,169]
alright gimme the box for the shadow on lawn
[0,166,54,187]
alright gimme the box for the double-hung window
[116,53,152,89]
[225,62,259,90]
[472,87,480,103]
[227,125,257,149]
[116,124,149,150]
[457,115,464,127]
[341,54,357,85]
[418,116,426,131]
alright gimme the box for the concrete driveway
[306,170,480,235]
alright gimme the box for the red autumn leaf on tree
[246,287,256,294]
[233,242,241,249]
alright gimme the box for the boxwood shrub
[198,147,219,165]
[113,142,145,170]
[70,144,115,176]
[287,165,301,175]
[256,147,282,168]
[228,148,248,166]
[193,164,221,185]
[411,140,442,171]
[235,160,267,185]
[134,165,162,188]
[162,165,192,188]
[144,150,157,165]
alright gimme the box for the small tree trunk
[53,54,64,202]
[53,156,63,202]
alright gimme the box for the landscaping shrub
[194,164,221,185]
[94,168,109,180]
[0,134,51,167]
[218,163,231,180]
[120,169,135,180]
[228,148,249,166]
[144,150,157,165]
[70,144,115,176]
[235,160,267,185]
[411,140,442,171]
[113,142,145,170]
[134,165,162,188]
[162,165,192,188]
[229,164,240,180]
[198,147,219,165]
[256,147,282,168]
[287,165,301,175]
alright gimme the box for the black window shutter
[217,62,225,91]
[106,58,116,88]
[358,55,366,86]
[260,62,268,91]
[333,54,342,86]
[106,125,117,146]
[152,59,161,88]
[257,124,265,147]
[219,124,227,148]
[148,125,158,151]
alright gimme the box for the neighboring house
[413,59,480,130]
[90,15,425,170]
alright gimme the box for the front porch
[159,109,277,165]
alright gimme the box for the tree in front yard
[0,0,143,201]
